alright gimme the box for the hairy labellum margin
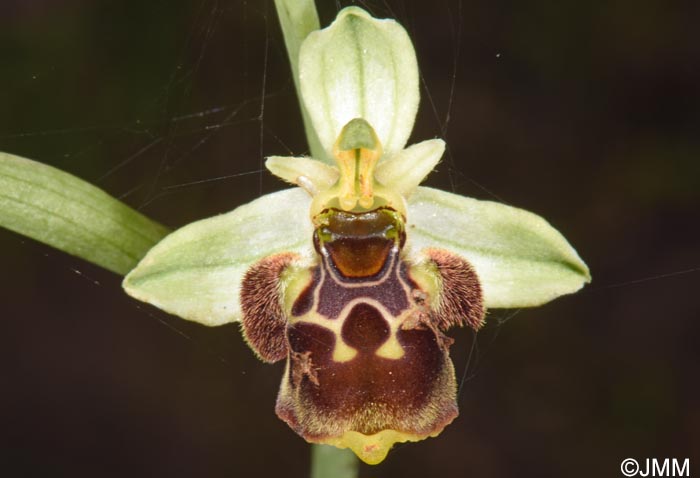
[241,206,484,464]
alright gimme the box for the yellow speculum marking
[289,297,408,363]
[374,332,404,360]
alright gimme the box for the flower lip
[270,203,481,465]
[276,313,461,466]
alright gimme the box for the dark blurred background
[1,1,698,477]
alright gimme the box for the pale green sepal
[123,188,314,326]
[375,139,445,197]
[266,156,339,193]
[299,6,419,162]
[0,152,169,275]
[406,187,591,308]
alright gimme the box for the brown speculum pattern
[241,207,484,464]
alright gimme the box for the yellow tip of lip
[323,429,429,465]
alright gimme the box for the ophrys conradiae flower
[123,7,590,465]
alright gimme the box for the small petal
[406,187,591,308]
[374,139,445,197]
[299,7,419,161]
[266,156,339,194]
[123,189,313,326]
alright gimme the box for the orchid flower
[122,7,590,465]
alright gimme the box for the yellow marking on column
[357,146,381,209]
[334,148,359,211]
[332,118,383,211]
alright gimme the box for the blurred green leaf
[0,152,169,275]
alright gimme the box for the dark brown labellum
[240,207,484,463]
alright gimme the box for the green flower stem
[273,0,327,162]
[311,445,359,478]
[274,2,360,476]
